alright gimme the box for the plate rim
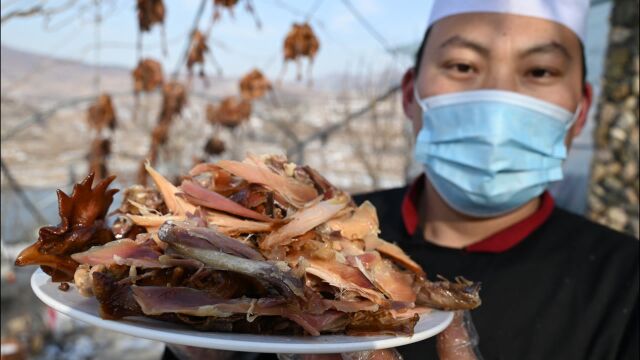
[31,268,453,354]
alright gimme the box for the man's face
[403,13,592,145]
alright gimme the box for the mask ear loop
[413,83,428,112]
[566,102,583,130]
[557,102,583,161]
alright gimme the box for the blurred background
[0,0,638,359]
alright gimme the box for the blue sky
[1,0,434,78]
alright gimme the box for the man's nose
[483,67,518,92]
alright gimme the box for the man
[349,0,638,358]
[164,1,638,359]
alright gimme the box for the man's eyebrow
[521,42,572,60]
[439,35,490,57]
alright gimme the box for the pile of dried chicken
[16,155,480,336]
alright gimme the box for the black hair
[413,27,587,87]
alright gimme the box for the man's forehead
[428,12,582,52]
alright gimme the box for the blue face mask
[413,87,580,217]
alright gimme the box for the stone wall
[588,0,640,237]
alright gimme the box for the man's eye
[454,63,473,73]
[528,68,554,78]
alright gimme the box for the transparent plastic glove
[277,349,402,360]
[165,344,237,360]
[436,311,483,360]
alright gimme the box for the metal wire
[339,0,396,56]
[171,0,208,79]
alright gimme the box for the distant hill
[1,44,133,101]
[0,44,401,103]
[1,45,125,79]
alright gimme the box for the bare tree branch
[286,83,401,158]
[1,1,77,25]
[0,158,47,224]
[1,5,43,24]
[172,0,208,79]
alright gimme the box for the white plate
[31,268,453,354]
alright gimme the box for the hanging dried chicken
[212,0,260,28]
[282,23,320,81]
[206,96,252,129]
[136,0,167,55]
[137,0,165,32]
[159,81,187,123]
[151,122,171,147]
[213,0,239,15]
[204,136,226,156]
[138,81,187,185]
[239,68,272,100]
[87,94,117,132]
[187,30,209,78]
[132,58,164,93]
[136,160,151,186]
[87,137,111,182]
[139,81,187,186]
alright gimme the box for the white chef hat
[427,0,590,43]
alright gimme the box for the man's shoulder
[541,207,639,294]
[546,209,639,358]
[548,207,639,254]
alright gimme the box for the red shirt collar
[401,174,555,253]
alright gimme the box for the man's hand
[278,310,482,360]
[166,345,237,360]
[437,311,482,360]
[277,349,402,360]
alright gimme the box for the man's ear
[571,82,594,137]
[402,68,420,121]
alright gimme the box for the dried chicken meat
[239,69,272,100]
[137,0,165,32]
[206,96,251,129]
[87,94,117,132]
[187,30,209,78]
[16,155,481,337]
[204,137,225,156]
[284,23,320,61]
[15,173,118,281]
[132,59,164,93]
[282,23,320,81]
[138,81,187,185]
[212,0,260,29]
[159,81,187,121]
[151,122,171,147]
[136,0,167,55]
[214,0,239,7]
[117,185,167,215]
[87,137,111,182]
